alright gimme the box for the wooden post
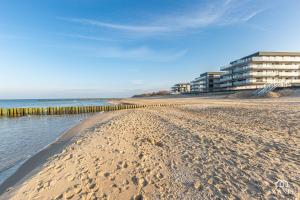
[2,108,7,117]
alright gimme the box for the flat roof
[234,51,300,63]
[173,83,190,86]
[258,51,300,56]
[200,71,225,76]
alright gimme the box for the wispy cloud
[61,18,170,33]
[219,8,266,25]
[59,33,119,42]
[241,9,265,22]
[92,46,188,62]
[61,0,265,34]
[32,40,187,62]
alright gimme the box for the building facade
[191,72,224,93]
[219,52,300,90]
[171,83,191,94]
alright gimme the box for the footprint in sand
[73,185,82,194]
[54,193,63,200]
[194,180,202,190]
[133,194,144,200]
[103,172,110,178]
[132,176,148,188]
[156,172,164,180]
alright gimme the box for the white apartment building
[220,52,300,90]
[171,83,191,94]
[191,72,224,93]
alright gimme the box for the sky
[0,0,300,98]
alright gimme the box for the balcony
[220,82,232,87]
[252,56,300,62]
[233,81,246,86]
[250,72,300,77]
[251,64,300,70]
[221,56,300,71]
[230,71,300,79]
[220,64,232,71]
[232,66,252,73]
[220,76,232,82]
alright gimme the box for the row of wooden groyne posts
[0,104,181,117]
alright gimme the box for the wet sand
[1,97,299,199]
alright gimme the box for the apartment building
[191,72,225,93]
[171,83,191,94]
[220,52,300,90]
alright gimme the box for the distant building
[171,83,191,94]
[220,52,300,90]
[191,72,225,93]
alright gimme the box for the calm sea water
[0,99,109,108]
[0,99,109,185]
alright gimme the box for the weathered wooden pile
[0,104,179,117]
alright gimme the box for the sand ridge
[1,98,300,199]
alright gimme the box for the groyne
[0,104,179,117]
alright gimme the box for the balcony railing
[220,64,232,71]
[230,71,299,79]
[233,80,251,86]
[251,64,300,70]
[252,56,300,62]
[220,83,232,87]
[221,56,300,71]
[220,76,232,82]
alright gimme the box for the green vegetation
[132,90,171,98]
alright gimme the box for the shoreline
[1,97,299,199]
[0,111,122,197]
[0,114,91,185]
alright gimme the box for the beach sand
[0,97,299,199]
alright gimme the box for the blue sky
[0,0,300,98]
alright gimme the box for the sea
[0,99,109,185]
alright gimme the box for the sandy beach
[0,97,299,199]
